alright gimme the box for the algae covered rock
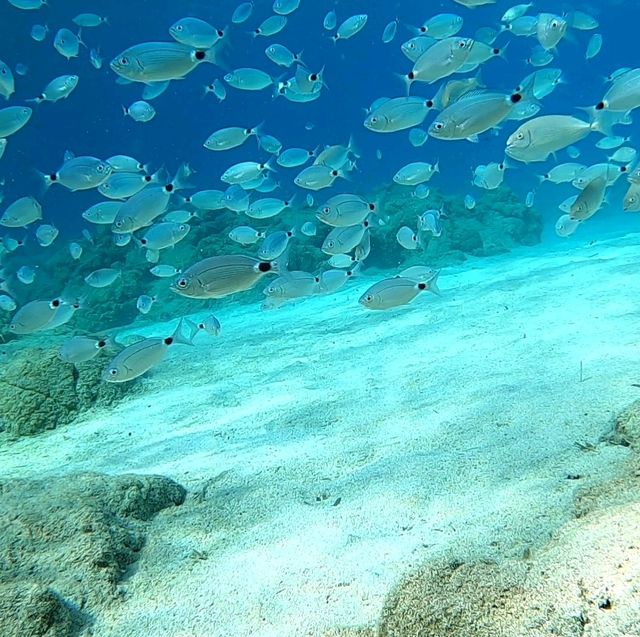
[369,184,543,270]
[0,472,186,637]
[0,583,77,637]
[0,347,136,438]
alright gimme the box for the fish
[506,116,601,163]
[0,59,15,100]
[224,68,273,90]
[570,176,607,221]
[85,268,121,288]
[29,74,79,104]
[316,194,377,227]
[396,226,421,250]
[257,228,294,260]
[103,319,195,382]
[253,15,288,37]
[111,42,217,83]
[73,13,108,27]
[59,336,110,364]
[136,294,156,314]
[53,28,83,59]
[359,275,439,311]
[332,14,368,42]
[196,315,221,336]
[123,100,156,123]
[44,155,113,190]
[393,161,439,186]
[204,125,260,151]
[171,255,278,299]
[169,17,224,49]
[322,223,368,255]
[0,106,32,137]
[0,196,42,227]
[138,222,190,250]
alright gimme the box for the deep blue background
[0,0,635,241]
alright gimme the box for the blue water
[0,1,634,235]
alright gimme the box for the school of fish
[0,0,636,382]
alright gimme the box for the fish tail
[427,271,441,296]
[171,318,197,346]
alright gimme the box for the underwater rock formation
[371,185,543,269]
[0,348,137,438]
[0,472,186,637]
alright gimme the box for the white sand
[2,232,639,636]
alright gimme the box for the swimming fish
[103,319,195,382]
[171,255,279,299]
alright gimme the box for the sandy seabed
[2,231,640,636]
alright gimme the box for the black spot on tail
[164,337,174,345]
[98,340,106,348]
[258,261,272,272]
[426,99,434,108]
[595,101,605,111]
[408,72,415,80]
[49,173,57,181]
[418,282,426,290]
[510,93,523,104]
[165,183,174,193]
[368,203,375,211]
[195,51,205,61]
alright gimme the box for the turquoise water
[1,1,639,636]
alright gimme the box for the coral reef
[0,347,137,438]
[0,472,186,637]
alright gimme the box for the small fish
[301,221,317,236]
[277,147,316,167]
[69,242,83,260]
[35,223,58,247]
[169,17,224,49]
[393,161,439,186]
[265,43,302,67]
[45,155,112,191]
[85,268,121,288]
[232,2,254,24]
[0,196,42,227]
[103,319,195,383]
[73,13,108,27]
[382,19,398,44]
[229,225,265,245]
[322,224,368,255]
[139,222,190,250]
[586,34,603,60]
[123,100,156,123]
[29,74,79,104]
[196,315,221,336]
[555,214,580,237]
[396,226,421,250]
[59,335,109,364]
[224,68,273,90]
[253,15,287,37]
[258,228,294,260]
[9,298,64,334]
[0,59,15,100]
[0,106,32,137]
[17,265,36,284]
[150,264,181,278]
[82,201,122,224]
[464,194,476,209]
[0,294,16,311]
[136,294,156,314]
[332,14,368,42]
[323,10,337,31]
[53,28,83,60]
[90,48,103,69]
[204,78,226,101]
[30,24,49,42]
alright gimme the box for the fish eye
[365,295,373,302]
[97,164,104,172]
[323,207,330,214]
[551,20,559,28]
[327,240,335,248]
[516,132,524,140]
[175,25,183,31]
[176,278,188,288]
[458,41,466,48]
[434,122,444,130]
[108,368,118,376]
[115,220,123,227]
[120,57,129,65]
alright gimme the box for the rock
[0,473,186,637]
[0,348,137,438]
[0,583,77,637]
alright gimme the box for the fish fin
[171,318,196,346]
[466,135,480,143]
[427,271,441,296]
[202,47,219,66]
